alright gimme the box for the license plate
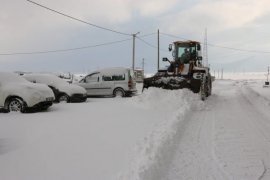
[46,97,54,101]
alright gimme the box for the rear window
[129,70,135,79]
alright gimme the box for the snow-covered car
[23,74,87,103]
[76,67,137,97]
[0,72,55,113]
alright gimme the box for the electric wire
[0,33,156,56]
[0,38,132,55]
[26,0,131,36]
[136,37,168,52]
[0,32,157,56]
[160,32,270,54]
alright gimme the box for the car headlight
[32,92,44,101]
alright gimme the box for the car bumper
[125,90,137,96]
[28,100,53,111]
[70,93,87,102]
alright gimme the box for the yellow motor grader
[143,40,212,100]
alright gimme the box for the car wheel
[113,88,125,97]
[8,98,25,113]
[58,94,69,103]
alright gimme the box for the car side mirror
[81,78,86,83]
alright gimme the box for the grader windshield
[174,41,200,63]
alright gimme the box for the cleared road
[163,80,270,180]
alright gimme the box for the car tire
[58,94,69,103]
[113,88,125,97]
[7,98,26,113]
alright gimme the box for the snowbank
[119,87,202,180]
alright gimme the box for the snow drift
[119,87,202,180]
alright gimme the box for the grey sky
[1,0,270,73]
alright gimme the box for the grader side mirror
[197,44,201,51]
[197,56,203,60]
[163,57,170,62]
[168,44,173,51]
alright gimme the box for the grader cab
[143,40,212,100]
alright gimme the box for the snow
[23,74,87,96]
[1,74,270,180]
[0,72,54,107]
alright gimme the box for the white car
[0,72,55,113]
[23,74,87,103]
[76,67,137,97]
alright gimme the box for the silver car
[77,67,137,97]
[0,72,55,113]
[23,74,87,103]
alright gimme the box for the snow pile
[119,87,202,180]
[219,72,267,80]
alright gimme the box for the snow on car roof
[88,67,132,76]
[23,73,68,86]
[0,72,29,84]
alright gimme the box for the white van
[77,67,137,97]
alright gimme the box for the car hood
[4,82,54,98]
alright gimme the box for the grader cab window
[176,44,196,63]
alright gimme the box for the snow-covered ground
[1,77,270,180]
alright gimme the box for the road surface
[163,80,270,180]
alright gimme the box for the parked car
[0,72,55,113]
[76,67,137,97]
[23,74,87,103]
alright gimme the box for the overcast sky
[1,0,270,73]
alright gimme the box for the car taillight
[128,75,133,89]
[128,80,132,88]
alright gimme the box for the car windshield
[0,72,28,84]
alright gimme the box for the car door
[99,75,114,95]
[78,73,100,95]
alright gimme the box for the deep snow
[1,78,270,180]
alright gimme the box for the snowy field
[1,76,270,180]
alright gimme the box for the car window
[102,75,113,81]
[103,74,125,81]
[85,73,99,83]
[129,70,135,80]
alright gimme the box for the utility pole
[157,29,160,71]
[267,66,269,82]
[132,32,140,71]
[142,58,145,72]
[221,68,223,79]
[203,28,208,67]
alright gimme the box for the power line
[160,32,270,54]
[207,43,270,54]
[0,38,132,55]
[136,37,168,52]
[26,0,131,36]
[138,32,157,38]
[160,32,192,41]
[0,32,155,56]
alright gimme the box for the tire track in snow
[163,93,230,180]
[213,80,269,180]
